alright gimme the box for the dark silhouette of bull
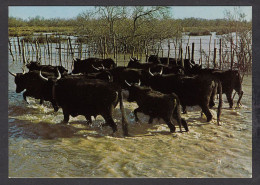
[125,81,189,133]
[72,58,116,74]
[9,69,59,111]
[141,72,223,125]
[39,75,129,136]
[26,61,68,75]
[187,68,243,108]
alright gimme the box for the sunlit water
[8,61,252,177]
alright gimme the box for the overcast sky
[9,6,252,21]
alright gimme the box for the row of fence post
[8,35,250,72]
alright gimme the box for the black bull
[127,57,184,75]
[125,82,189,133]
[187,69,244,108]
[26,61,68,75]
[40,77,129,136]
[72,58,116,74]
[141,73,223,125]
[9,70,60,111]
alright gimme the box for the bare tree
[96,6,126,36]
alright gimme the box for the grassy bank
[9,26,240,37]
[9,26,75,37]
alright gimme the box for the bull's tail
[118,89,129,136]
[217,80,223,125]
[171,93,188,132]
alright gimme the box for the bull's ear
[125,80,131,87]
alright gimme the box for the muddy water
[8,62,252,177]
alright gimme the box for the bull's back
[55,79,119,109]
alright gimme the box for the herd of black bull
[9,56,243,136]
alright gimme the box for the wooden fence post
[208,35,212,68]
[191,42,194,61]
[181,47,184,69]
[200,38,202,66]
[231,37,233,70]
[219,39,222,70]
[59,37,62,66]
[188,46,190,60]
[213,48,217,69]
[17,36,21,58]
[8,39,15,62]
[167,40,170,65]
[22,40,26,64]
[68,37,74,60]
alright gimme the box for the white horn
[125,80,131,87]
[159,67,163,75]
[22,68,26,74]
[39,70,48,81]
[101,64,105,69]
[148,68,154,76]
[8,71,17,77]
[56,68,61,80]
[92,64,100,71]
[137,80,141,86]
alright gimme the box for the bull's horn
[137,80,141,86]
[92,64,100,71]
[22,68,26,74]
[125,80,132,87]
[148,68,154,76]
[8,71,17,77]
[56,68,61,80]
[39,70,48,81]
[130,57,134,61]
[101,64,105,69]
[159,68,163,75]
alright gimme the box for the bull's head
[125,80,151,103]
[26,61,40,71]
[9,68,26,93]
[233,70,243,95]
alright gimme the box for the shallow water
[8,63,252,178]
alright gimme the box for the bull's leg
[84,115,92,125]
[40,99,44,105]
[201,105,213,122]
[181,119,189,132]
[22,91,29,104]
[103,114,117,133]
[51,101,59,112]
[172,104,183,133]
[148,117,154,124]
[62,109,70,123]
[209,83,218,108]
[163,117,176,133]
[134,108,142,122]
[226,91,233,108]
